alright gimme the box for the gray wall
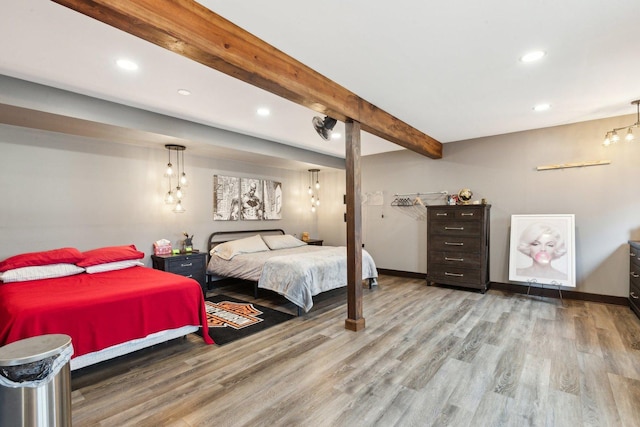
[0,125,318,264]
[356,114,640,297]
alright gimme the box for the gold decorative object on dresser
[426,204,491,293]
[629,241,640,318]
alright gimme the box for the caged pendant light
[603,99,640,146]
[164,144,188,213]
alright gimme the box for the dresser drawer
[426,266,483,286]
[429,220,482,236]
[630,250,640,270]
[429,207,486,221]
[630,279,640,313]
[428,250,483,269]
[428,235,482,253]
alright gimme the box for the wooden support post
[344,119,365,331]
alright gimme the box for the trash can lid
[0,334,72,366]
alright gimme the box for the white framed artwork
[509,214,576,287]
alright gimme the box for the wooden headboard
[207,229,285,254]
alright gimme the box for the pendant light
[308,169,320,212]
[164,144,187,213]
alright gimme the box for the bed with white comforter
[206,231,378,312]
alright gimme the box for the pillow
[261,234,306,250]
[77,245,144,267]
[85,260,144,274]
[0,247,84,272]
[0,263,85,283]
[212,235,270,260]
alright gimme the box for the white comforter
[207,246,378,312]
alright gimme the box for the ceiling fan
[312,116,337,140]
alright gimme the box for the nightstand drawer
[151,252,207,293]
[166,256,205,275]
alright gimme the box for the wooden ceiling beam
[51,0,442,159]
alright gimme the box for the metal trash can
[0,334,73,427]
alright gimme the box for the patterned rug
[204,295,294,345]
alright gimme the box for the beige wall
[0,125,317,263]
[356,114,640,297]
[3,109,638,299]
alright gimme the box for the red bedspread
[0,267,213,358]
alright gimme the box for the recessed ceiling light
[520,50,546,63]
[116,58,138,71]
[533,103,551,112]
[177,89,191,96]
[257,107,270,116]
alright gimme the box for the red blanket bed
[0,267,213,358]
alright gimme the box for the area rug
[203,295,295,345]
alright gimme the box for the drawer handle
[436,213,448,216]
[444,227,464,231]
[445,272,464,277]
[631,272,640,278]
[444,242,464,246]
[445,257,464,262]
[461,213,474,216]
[181,262,193,267]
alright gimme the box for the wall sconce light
[308,169,320,212]
[164,144,188,213]
[603,99,639,146]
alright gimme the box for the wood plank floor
[70,275,640,426]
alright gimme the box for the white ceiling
[2,0,640,161]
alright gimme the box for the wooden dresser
[629,241,640,318]
[426,204,491,293]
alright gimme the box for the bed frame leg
[297,306,302,317]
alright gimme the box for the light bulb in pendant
[626,128,634,142]
[311,205,316,213]
[165,163,173,177]
[308,186,312,195]
[180,172,188,186]
[173,200,185,213]
[611,130,620,143]
[315,181,320,190]
[175,186,184,199]
[316,198,320,206]
[311,195,315,204]
[164,191,175,204]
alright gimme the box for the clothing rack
[391,191,448,206]
[393,191,448,197]
[390,191,448,219]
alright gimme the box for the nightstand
[305,239,323,246]
[151,252,207,293]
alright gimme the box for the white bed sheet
[70,325,199,370]
[207,245,378,312]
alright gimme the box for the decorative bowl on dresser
[426,204,491,293]
[629,241,640,318]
